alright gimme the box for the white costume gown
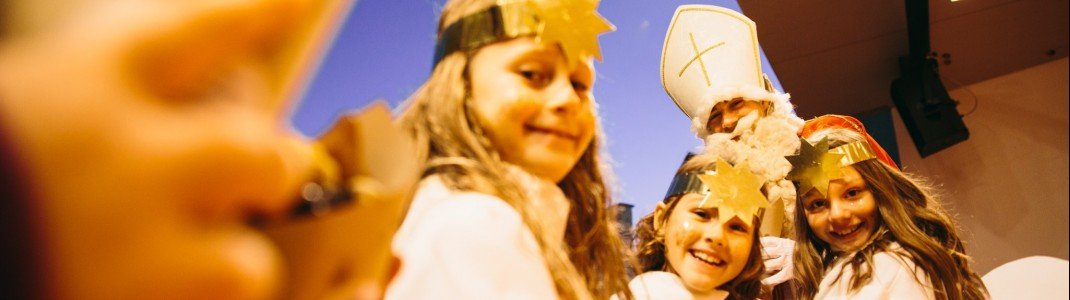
[814,243,935,300]
[385,170,570,299]
[617,271,729,300]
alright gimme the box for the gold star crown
[786,137,878,197]
[432,0,615,67]
[691,158,770,227]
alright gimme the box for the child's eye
[844,187,865,199]
[691,209,710,219]
[518,68,550,87]
[570,80,589,93]
[806,199,828,212]
[728,222,749,233]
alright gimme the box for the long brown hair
[633,154,765,300]
[397,1,631,299]
[792,129,988,300]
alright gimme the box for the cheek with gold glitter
[673,220,697,248]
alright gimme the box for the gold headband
[664,171,709,199]
[663,158,769,227]
[432,0,614,67]
[829,140,878,166]
[787,138,878,197]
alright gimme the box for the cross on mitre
[660,5,766,121]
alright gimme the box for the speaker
[890,56,969,157]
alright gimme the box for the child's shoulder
[870,243,932,288]
[410,176,522,226]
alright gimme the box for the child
[0,0,415,298]
[789,115,988,299]
[632,153,769,300]
[386,0,630,299]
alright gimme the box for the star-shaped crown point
[531,0,615,66]
[787,137,845,197]
[696,159,769,227]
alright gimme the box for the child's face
[706,98,768,134]
[656,193,755,294]
[467,37,596,182]
[801,165,879,252]
[0,0,354,298]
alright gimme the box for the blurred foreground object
[265,103,418,300]
[0,0,374,298]
[982,256,1069,299]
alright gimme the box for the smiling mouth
[829,222,864,239]
[525,125,578,141]
[689,250,726,267]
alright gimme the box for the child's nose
[703,222,727,248]
[545,79,582,114]
[828,201,853,225]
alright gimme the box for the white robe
[618,271,729,300]
[814,243,935,300]
[385,173,570,299]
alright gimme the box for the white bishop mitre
[660,5,792,131]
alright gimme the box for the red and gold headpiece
[788,115,898,196]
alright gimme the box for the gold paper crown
[432,0,614,67]
[664,157,770,227]
[786,137,878,197]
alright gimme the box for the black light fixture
[890,0,970,157]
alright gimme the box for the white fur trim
[699,113,804,233]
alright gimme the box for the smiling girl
[789,115,987,300]
[385,0,630,299]
[631,153,768,300]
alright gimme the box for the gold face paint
[679,220,693,244]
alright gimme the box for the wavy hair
[396,1,631,299]
[792,129,988,300]
[633,154,764,300]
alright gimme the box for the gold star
[787,137,845,197]
[531,0,615,67]
[696,159,769,227]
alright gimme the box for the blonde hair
[397,1,631,299]
[633,154,764,300]
[792,129,988,300]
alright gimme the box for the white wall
[890,58,1069,274]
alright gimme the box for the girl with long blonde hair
[790,115,987,300]
[385,0,631,299]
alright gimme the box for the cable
[940,73,979,117]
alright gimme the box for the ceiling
[739,0,1069,118]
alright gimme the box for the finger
[761,268,792,286]
[762,250,779,260]
[763,258,783,271]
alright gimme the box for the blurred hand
[263,103,419,300]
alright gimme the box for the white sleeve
[385,194,557,300]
